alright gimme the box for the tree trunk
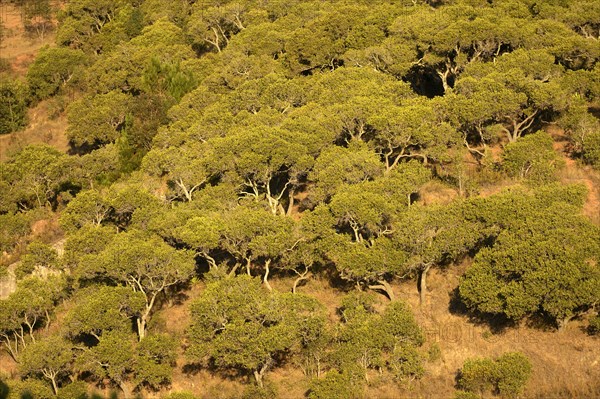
[118,381,134,399]
[263,260,273,291]
[253,359,271,387]
[368,280,395,301]
[292,267,311,294]
[418,264,432,307]
[49,374,58,395]
[286,188,295,216]
[557,315,574,331]
[136,318,146,340]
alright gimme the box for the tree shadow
[0,379,8,399]
[448,287,514,334]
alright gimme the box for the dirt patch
[0,99,69,161]
[547,124,600,224]
[0,3,56,72]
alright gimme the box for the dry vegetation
[0,2,68,162]
[1,1,599,398]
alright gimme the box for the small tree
[187,275,325,388]
[0,76,28,134]
[457,352,531,398]
[19,335,72,395]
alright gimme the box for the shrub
[502,131,561,183]
[457,352,532,398]
[0,75,28,134]
[458,357,498,395]
[308,370,364,399]
[496,352,532,398]
[588,315,600,335]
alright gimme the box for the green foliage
[19,335,73,394]
[1,144,72,209]
[308,370,364,399]
[26,46,87,101]
[64,286,145,340]
[0,212,32,252]
[332,296,424,383]
[459,198,600,328]
[0,75,28,134]
[75,331,176,395]
[56,381,89,399]
[452,391,480,399]
[66,91,131,148]
[6,378,54,399]
[240,381,278,399]
[502,131,561,183]
[16,241,59,280]
[79,229,195,339]
[187,275,326,386]
[162,392,197,399]
[458,352,531,398]
[589,315,600,335]
[495,352,533,398]
[458,357,498,395]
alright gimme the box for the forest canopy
[0,0,599,398]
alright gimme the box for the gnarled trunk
[368,280,395,301]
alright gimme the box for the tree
[459,201,600,329]
[26,46,87,101]
[0,76,28,134]
[22,0,54,40]
[64,286,145,341]
[82,230,195,339]
[56,0,140,54]
[213,125,311,216]
[74,331,176,397]
[19,335,72,395]
[308,142,383,204]
[1,144,72,209]
[66,91,131,148]
[456,49,567,144]
[331,294,424,382]
[187,275,325,387]
[0,276,66,361]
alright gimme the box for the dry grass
[0,3,69,162]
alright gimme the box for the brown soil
[137,267,600,399]
[0,3,56,72]
[0,3,68,162]
[547,124,600,224]
[0,100,70,162]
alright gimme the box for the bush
[162,392,198,399]
[458,357,498,395]
[496,352,532,398]
[0,75,29,134]
[240,381,277,399]
[57,381,89,399]
[453,391,480,399]
[588,315,600,335]
[502,131,561,184]
[308,370,364,399]
[457,352,532,398]
[581,131,600,169]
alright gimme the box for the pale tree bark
[263,259,272,291]
[368,280,395,301]
[292,264,311,294]
[418,263,433,307]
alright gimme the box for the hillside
[1,1,600,399]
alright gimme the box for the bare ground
[0,3,68,162]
